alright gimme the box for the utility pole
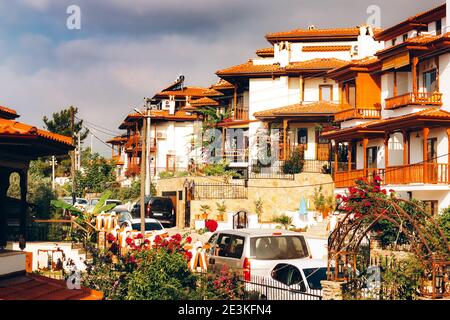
[77,133,81,170]
[51,156,56,190]
[139,108,148,235]
[145,100,152,196]
[70,106,76,205]
[90,134,93,154]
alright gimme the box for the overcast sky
[0,0,444,156]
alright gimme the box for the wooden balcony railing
[112,155,124,165]
[334,163,449,188]
[334,108,381,122]
[223,149,249,163]
[124,136,156,153]
[385,92,443,110]
[234,108,249,121]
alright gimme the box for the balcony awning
[381,51,410,71]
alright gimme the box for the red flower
[135,233,144,239]
[126,237,133,245]
[363,201,371,207]
[205,220,218,232]
[154,235,162,244]
[144,239,150,244]
[171,234,182,242]
[107,233,116,242]
[336,194,342,200]
[185,236,192,244]
[184,251,193,261]
[389,189,395,193]
[373,175,382,182]
[381,189,387,195]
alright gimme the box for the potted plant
[254,198,263,222]
[313,187,335,219]
[200,205,211,220]
[216,201,226,221]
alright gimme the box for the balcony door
[423,69,437,93]
[366,147,378,169]
[166,154,176,172]
[427,138,438,182]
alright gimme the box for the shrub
[283,147,304,174]
[438,207,450,239]
[272,214,294,230]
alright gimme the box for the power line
[75,116,122,136]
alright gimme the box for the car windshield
[91,199,99,205]
[302,267,329,290]
[131,222,163,231]
[151,199,172,211]
[250,236,309,260]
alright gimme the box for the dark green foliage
[282,147,304,174]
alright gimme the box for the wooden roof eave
[322,129,385,141]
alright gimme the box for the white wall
[440,53,450,112]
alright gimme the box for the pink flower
[373,175,382,182]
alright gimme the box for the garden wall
[156,173,333,228]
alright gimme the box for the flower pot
[217,213,224,221]
[195,214,201,220]
[201,213,208,220]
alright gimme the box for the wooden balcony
[223,149,249,163]
[334,107,381,122]
[385,92,443,110]
[124,136,156,153]
[334,163,449,188]
[112,155,124,165]
[234,107,249,121]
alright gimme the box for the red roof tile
[0,118,73,146]
[0,106,19,119]
[154,86,210,98]
[216,61,284,76]
[302,45,352,52]
[254,101,343,118]
[0,274,102,300]
[256,47,275,57]
[286,58,348,71]
[210,79,235,90]
[188,97,219,107]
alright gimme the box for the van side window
[213,234,245,259]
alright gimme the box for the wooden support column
[384,133,389,183]
[402,130,409,182]
[423,127,429,184]
[233,85,238,119]
[363,138,369,177]
[347,141,352,172]
[0,169,11,248]
[19,170,28,240]
[283,119,289,160]
[412,57,419,97]
[221,127,226,158]
[333,141,339,180]
[447,128,450,183]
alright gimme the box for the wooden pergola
[0,109,73,249]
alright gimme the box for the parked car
[131,196,175,227]
[110,207,133,225]
[89,198,122,207]
[206,229,312,280]
[121,218,167,236]
[61,197,88,210]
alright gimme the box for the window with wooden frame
[166,154,176,172]
[319,85,333,102]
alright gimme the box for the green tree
[75,150,115,196]
[43,106,89,141]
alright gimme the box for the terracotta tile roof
[216,61,284,76]
[376,33,447,57]
[154,86,210,98]
[217,58,347,77]
[302,45,352,52]
[121,110,198,126]
[0,274,103,300]
[0,106,19,119]
[286,58,348,71]
[256,47,275,57]
[328,56,380,77]
[375,4,446,41]
[210,79,235,90]
[0,118,73,146]
[254,101,343,118]
[201,88,223,97]
[322,108,450,138]
[188,97,219,107]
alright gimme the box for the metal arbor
[327,178,450,299]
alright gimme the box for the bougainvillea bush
[83,232,244,300]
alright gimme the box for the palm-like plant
[197,106,232,130]
[272,214,294,230]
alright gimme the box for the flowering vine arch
[327,177,450,298]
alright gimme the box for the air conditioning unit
[156,132,167,139]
